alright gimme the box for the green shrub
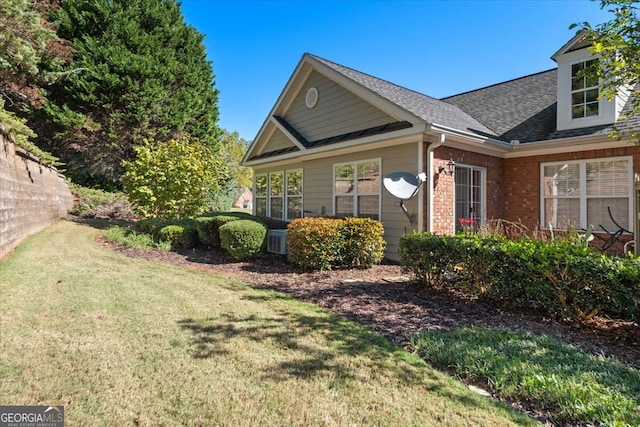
[398,232,463,286]
[340,217,385,267]
[218,220,267,260]
[69,184,134,219]
[194,212,259,247]
[287,217,385,270]
[287,218,343,270]
[135,218,197,249]
[158,224,198,249]
[135,218,166,239]
[122,136,221,219]
[399,232,640,321]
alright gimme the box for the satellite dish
[383,171,427,224]
[383,172,421,200]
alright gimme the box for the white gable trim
[243,54,426,164]
[269,116,306,150]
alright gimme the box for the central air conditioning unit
[267,229,288,254]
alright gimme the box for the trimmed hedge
[135,218,198,249]
[287,217,385,270]
[194,212,258,247]
[399,232,640,321]
[219,219,267,260]
[158,224,198,249]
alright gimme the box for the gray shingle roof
[442,70,558,143]
[310,55,498,138]
[309,54,639,144]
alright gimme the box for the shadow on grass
[176,301,530,424]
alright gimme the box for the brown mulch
[101,239,640,373]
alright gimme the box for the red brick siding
[425,145,504,234]
[503,145,640,230]
[423,141,639,238]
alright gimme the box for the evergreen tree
[36,0,221,187]
[0,0,68,164]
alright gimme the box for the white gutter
[426,133,446,232]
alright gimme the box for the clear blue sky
[180,0,613,142]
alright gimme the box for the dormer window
[571,59,599,119]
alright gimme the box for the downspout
[426,133,446,232]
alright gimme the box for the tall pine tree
[36,0,220,187]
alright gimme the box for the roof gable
[243,54,430,164]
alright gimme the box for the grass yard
[0,220,538,426]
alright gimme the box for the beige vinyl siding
[300,141,420,260]
[264,127,296,152]
[253,141,421,260]
[285,71,397,142]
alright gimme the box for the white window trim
[269,171,284,220]
[570,59,600,121]
[332,158,382,219]
[254,173,268,217]
[539,156,633,232]
[253,170,304,220]
[285,169,304,221]
[452,164,486,234]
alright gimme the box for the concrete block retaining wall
[0,126,73,259]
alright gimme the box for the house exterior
[232,187,253,209]
[242,33,640,259]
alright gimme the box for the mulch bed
[102,239,640,372]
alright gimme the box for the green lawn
[0,220,538,426]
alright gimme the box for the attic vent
[305,87,319,108]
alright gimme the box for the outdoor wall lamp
[439,159,456,176]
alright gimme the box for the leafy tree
[219,130,254,190]
[36,0,221,187]
[122,135,221,219]
[204,130,253,211]
[573,0,640,144]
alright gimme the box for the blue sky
[180,0,613,142]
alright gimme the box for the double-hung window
[286,170,303,220]
[253,170,303,220]
[334,159,381,220]
[542,157,632,231]
[571,59,599,119]
[254,175,267,216]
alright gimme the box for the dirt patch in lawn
[100,238,640,373]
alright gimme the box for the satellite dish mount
[383,171,427,224]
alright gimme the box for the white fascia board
[243,56,314,163]
[507,135,634,158]
[269,116,306,151]
[243,125,425,167]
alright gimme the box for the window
[254,175,267,216]
[571,59,599,119]
[334,159,380,220]
[286,170,303,220]
[269,172,284,219]
[253,170,303,220]
[541,157,632,231]
[455,166,485,232]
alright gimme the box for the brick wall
[0,127,73,259]
[503,145,640,230]
[428,145,504,234]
